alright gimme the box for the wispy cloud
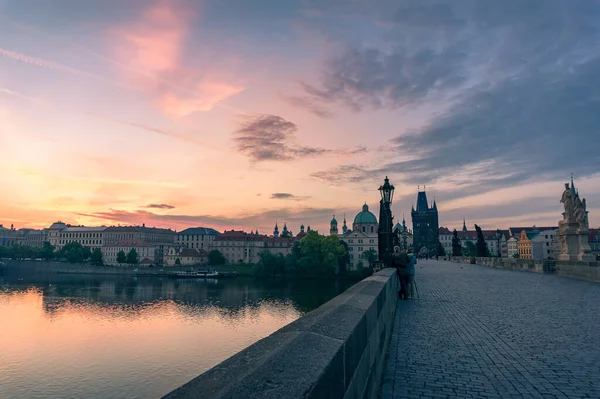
[109,0,244,117]
[143,203,175,209]
[279,94,336,118]
[0,46,139,91]
[270,193,311,201]
[1,85,219,150]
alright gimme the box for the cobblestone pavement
[380,260,600,399]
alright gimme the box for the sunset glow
[1,0,599,233]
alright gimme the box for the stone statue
[557,178,594,261]
[574,196,588,230]
[560,183,575,221]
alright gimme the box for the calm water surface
[0,270,353,399]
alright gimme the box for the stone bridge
[165,260,600,399]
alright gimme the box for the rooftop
[177,227,221,236]
[105,240,158,247]
[104,226,174,234]
[62,226,107,233]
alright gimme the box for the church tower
[462,218,468,232]
[273,223,279,238]
[342,214,348,234]
[330,215,338,235]
[411,186,440,255]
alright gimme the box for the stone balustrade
[448,256,600,282]
[163,268,400,399]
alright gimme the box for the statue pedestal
[557,221,595,261]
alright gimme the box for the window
[362,226,366,233]
[371,226,374,233]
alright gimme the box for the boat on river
[168,270,236,279]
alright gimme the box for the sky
[1,0,600,235]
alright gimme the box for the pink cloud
[110,0,244,117]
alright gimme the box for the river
[0,269,354,399]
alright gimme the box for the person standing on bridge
[407,249,417,299]
[392,246,410,300]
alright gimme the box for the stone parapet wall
[448,256,600,282]
[163,268,400,399]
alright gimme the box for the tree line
[245,231,374,280]
[0,241,141,266]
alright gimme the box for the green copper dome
[353,204,377,225]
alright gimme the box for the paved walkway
[381,260,600,399]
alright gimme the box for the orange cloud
[110,0,244,117]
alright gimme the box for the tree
[91,248,103,265]
[116,250,127,264]
[437,242,446,256]
[126,248,139,264]
[475,224,490,257]
[175,258,181,265]
[208,250,226,265]
[57,242,90,264]
[338,241,350,276]
[513,253,520,258]
[40,241,55,260]
[254,251,285,278]
[462,241,477,257]
[362,248,378,264]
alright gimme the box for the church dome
[353,204,377,224]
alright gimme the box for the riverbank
[0,260,368,281]
[0,260,255,276]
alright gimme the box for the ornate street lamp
[379,176,395,204]
[378,176,395,266]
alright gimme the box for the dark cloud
[232,114,330,162]
[231,114,369,162]
[75,206,340,232]
[143,204,175,209]
[270,193,310,201]
[279,94,336,118]
[306,0,600,196]
[301,43,469,111]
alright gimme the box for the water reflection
[0,272,353,399]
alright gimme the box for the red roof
[214,230,269,241]
[439,227,452,234]
[180,248,207,257]
[106,240,157,247]
[139,258,153,264]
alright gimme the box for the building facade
[0,224,17,247]
[338,204,379,270]
[532,229,558,260]
[438,227,453,255]
[57,226,107,251]
[411,189,439,255]
[507,236,519,258]
[103,225,175,265]
[394,217,413,252]
[175,227,220,250]
[518,230,537,259]
[164,248,208,266]
[211,231,269,264]
[21,229,47,248]
[103,241,159,266]
[589,229,600,259]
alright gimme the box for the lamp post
[378,176,395,266]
